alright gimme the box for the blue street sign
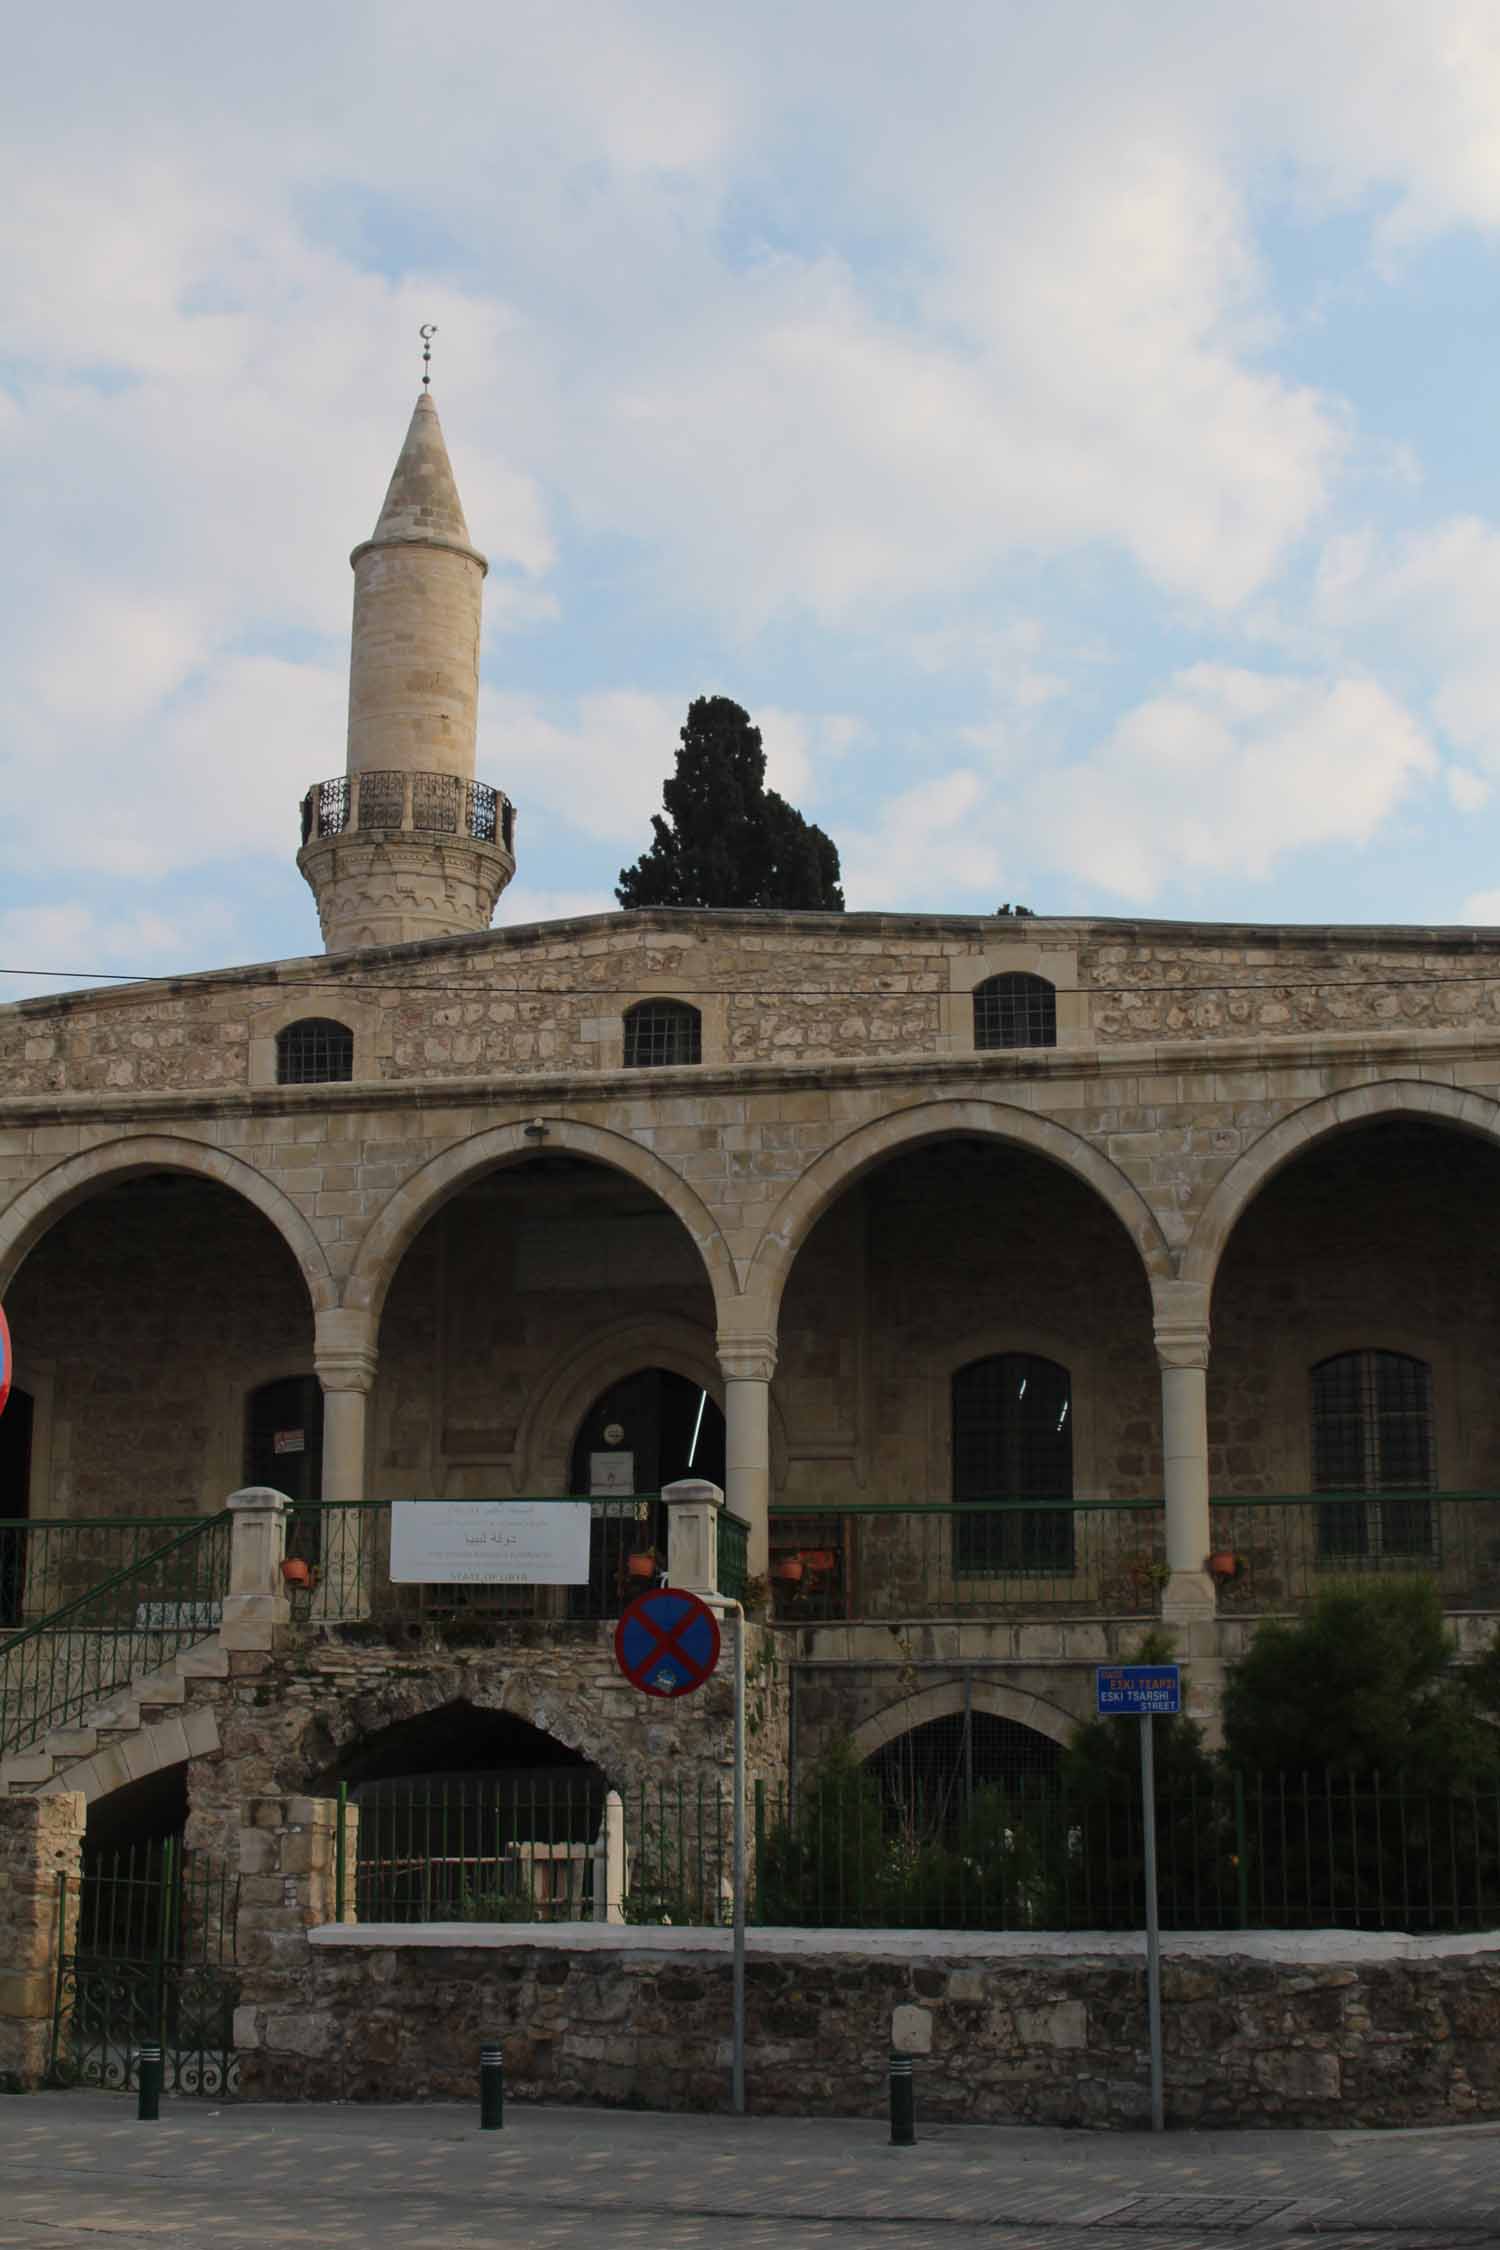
[1096,1663,1180,1717]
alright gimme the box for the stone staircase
[0,1637,229,1800]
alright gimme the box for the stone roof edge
[3,1021,1499,1134]
[6,905,1500,1024]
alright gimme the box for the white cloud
[839,770,1003,909]
[1032,666,1438,902]
[1464,890,1500,924]
[1447,767,1490,813]
[0,901,232,1001]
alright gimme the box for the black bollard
[480,2041,504,2130]
[889,2050,915,2145]
[137,2043,163,2123]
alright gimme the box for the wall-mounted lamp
[523,1118,549,1140]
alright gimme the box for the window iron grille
[973,972,1057,1051]
[623,1000,702,1068]
[1312,1349,1436,1563]
[952,1352,1074,1572]
[276,1018,355,1086]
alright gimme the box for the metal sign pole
[1140,1712,1164,2133]
[732,1602,747,2115]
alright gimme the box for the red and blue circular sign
[614,1586,721,1699]
[0,1304,10,1421]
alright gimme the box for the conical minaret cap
[356,391,487,569]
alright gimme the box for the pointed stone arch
[343,1116,740,1325]
[1182,1080,1500,1295]
[0,1133,337,1312]
[849,1678,1077,1762]
[748,1098,1172,1322]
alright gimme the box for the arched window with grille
[973,972,1056,1050]
[275,1018,354,1086]
[623,999,702,1069]
[1312,1349,1435,1562]
[952,1351,1074,1573]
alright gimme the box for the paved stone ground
[5,2094,1500,2250]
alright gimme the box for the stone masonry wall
[5,911,1500,1098]
[238,1922,1500,2129]
[181,1624,788,1874]
[0,1791,84,2091]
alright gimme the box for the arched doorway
[332,1701,612,1923]
[565,1368,726,1612]
[870,1709,1062,1839]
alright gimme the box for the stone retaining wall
[238,1915,1500,2129]
[0,1792,83,2092]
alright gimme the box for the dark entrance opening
[870,1710,1062,1840]
[569,1366,725,1494]
[246,1374,324,1567]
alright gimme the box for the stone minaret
[297,390,516,952]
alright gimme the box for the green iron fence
[50,1837,239,2095]
[333,1765,1500,1935]
[0,1513,231,1757]
[0,1518,206,1633]
[767,1501,1167,1620]
[340,1771,611,1923]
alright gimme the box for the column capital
[315,1306,378,1394]
[717,1335,777,1384]
[1155,1324,1210,1373]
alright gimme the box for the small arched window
[952,1351,1073,1573]
[276,1018,354,1086]
[623,1000,702,1069]
[973,973,1056,1051]
[1312,1349,1435,1562]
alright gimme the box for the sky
[6,1,1500,999]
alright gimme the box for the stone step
[43,1727,99,1760]
[2,1752,55,1789]
[175,1644,231,1680]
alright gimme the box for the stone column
[0,1792,84,2092]
[222,1487,291,1648]
[663,1477,724,1596]
[234,1794,354,2100]
[1155,1283,1214,1621]
[718,1335,776,1578]
[315,1308,378,1618]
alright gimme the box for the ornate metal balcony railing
[300,772,515,852]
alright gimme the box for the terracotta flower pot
[280,1557,312,1588]
[1208,1551,1239,1579]
[625,1551,657,1580]
[771,1557,804,1584]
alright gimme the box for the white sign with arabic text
[389,1501,590,1586]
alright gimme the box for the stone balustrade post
[222,1487,292,1648]
[718,1332,776,1578]
[1154,1281,1215,1620]
[0,1791,84,2091]
[592,1790,625,1925]
[663,1477,725,1596]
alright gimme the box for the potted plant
[625,1547,659,1581]
[1207,1549,1241,1581]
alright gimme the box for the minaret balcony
[300,771,516,853]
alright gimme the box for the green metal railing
[287,1496,667,1626]
[343,1771,609,1923]
[717,1510,750,1606]
[50,1838,238,2094]
[332,1764,1500,1934]
[0,1513,232,1758]
[0,1518,205,1635]
[1210,1492,1500,1613]
[767,1500,1167,1620]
